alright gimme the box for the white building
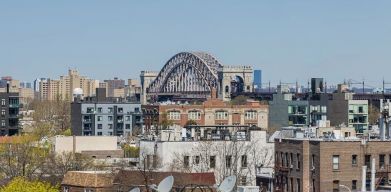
[139,126,274,187]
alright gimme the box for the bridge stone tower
[140,71,158,104]
[218,66,253,101]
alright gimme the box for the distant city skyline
[1,1,391,87]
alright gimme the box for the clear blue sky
[1,1,391,87]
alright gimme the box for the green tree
[123,145,140,158]
[0,177,58,192]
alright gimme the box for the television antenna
[129,187,140,192]
[150,176,174,192]
[217,176,236,192]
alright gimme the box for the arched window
[225,86,229,93]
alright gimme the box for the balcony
[83,119,92,123]
[9,104,19,108]
[8,114,19,118]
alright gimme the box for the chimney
[210,88,217,99]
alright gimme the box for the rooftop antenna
[217,175,236,192]
[129,188,140,192]
[150,176,174,192]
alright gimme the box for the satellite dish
[150,176,174,192]
[217,176,236,192]
[129,188,140,192]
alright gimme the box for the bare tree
[169,137,273,186]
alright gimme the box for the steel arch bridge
[147,52,223,97]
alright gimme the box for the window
[352,155,357,165]
[365,155,371,168]
[188,110,201,120]
[108,116,113,121]
[108,131,113,136]
[245,111,257,120]
[241,176,247,186]
[125,124,131,129]
[135,107,140,113]
[312,154,315,167]
[97,116,103,121]
[333,180,339,192]
[97,132,102,136]
[352,180,357,190]
[1,99,5,106]
[380,154,385,169]
[194,156,200,165]
[97,107,102,113]
[333,155,340,170]
[290,153,294,167]
[108,124,113,129]
[297,154,301,170]
[64,186,69,192]
[215,111,228,120]
[1,120,5,127]
[210,156,216,168]
[97,124,102,129]
[1,110,5,116]
[118,107,123,113]
[226,155,232,168]
[241,155,247,167]
[108,107,113,113]
[184,156,190,168]
[297,178,301,192]
[86,107,94,113]
[126,116,131,121]
[168,111,181,120]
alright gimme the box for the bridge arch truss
[147,52,223,96]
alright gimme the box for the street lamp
[339,185,352,192]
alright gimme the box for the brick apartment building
[275,137,391,192]
[142,91,268,133]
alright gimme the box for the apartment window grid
[380,154,385,169]
[125,116,131,121]
[194,155,200,165]
[297,154,301,170]
[210,156,216,168]
[333,155,340,170]
[215,111,228,120]
[352,155,357,165]
[244,110,257,120]
[352,180,357,190]
[184,156,190,168]
[194,156,200,165]
[241,155,247,168]
[188,110,201,120]
[241,176,247,186]
[168,111,181,120]
[226,155,232,168]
